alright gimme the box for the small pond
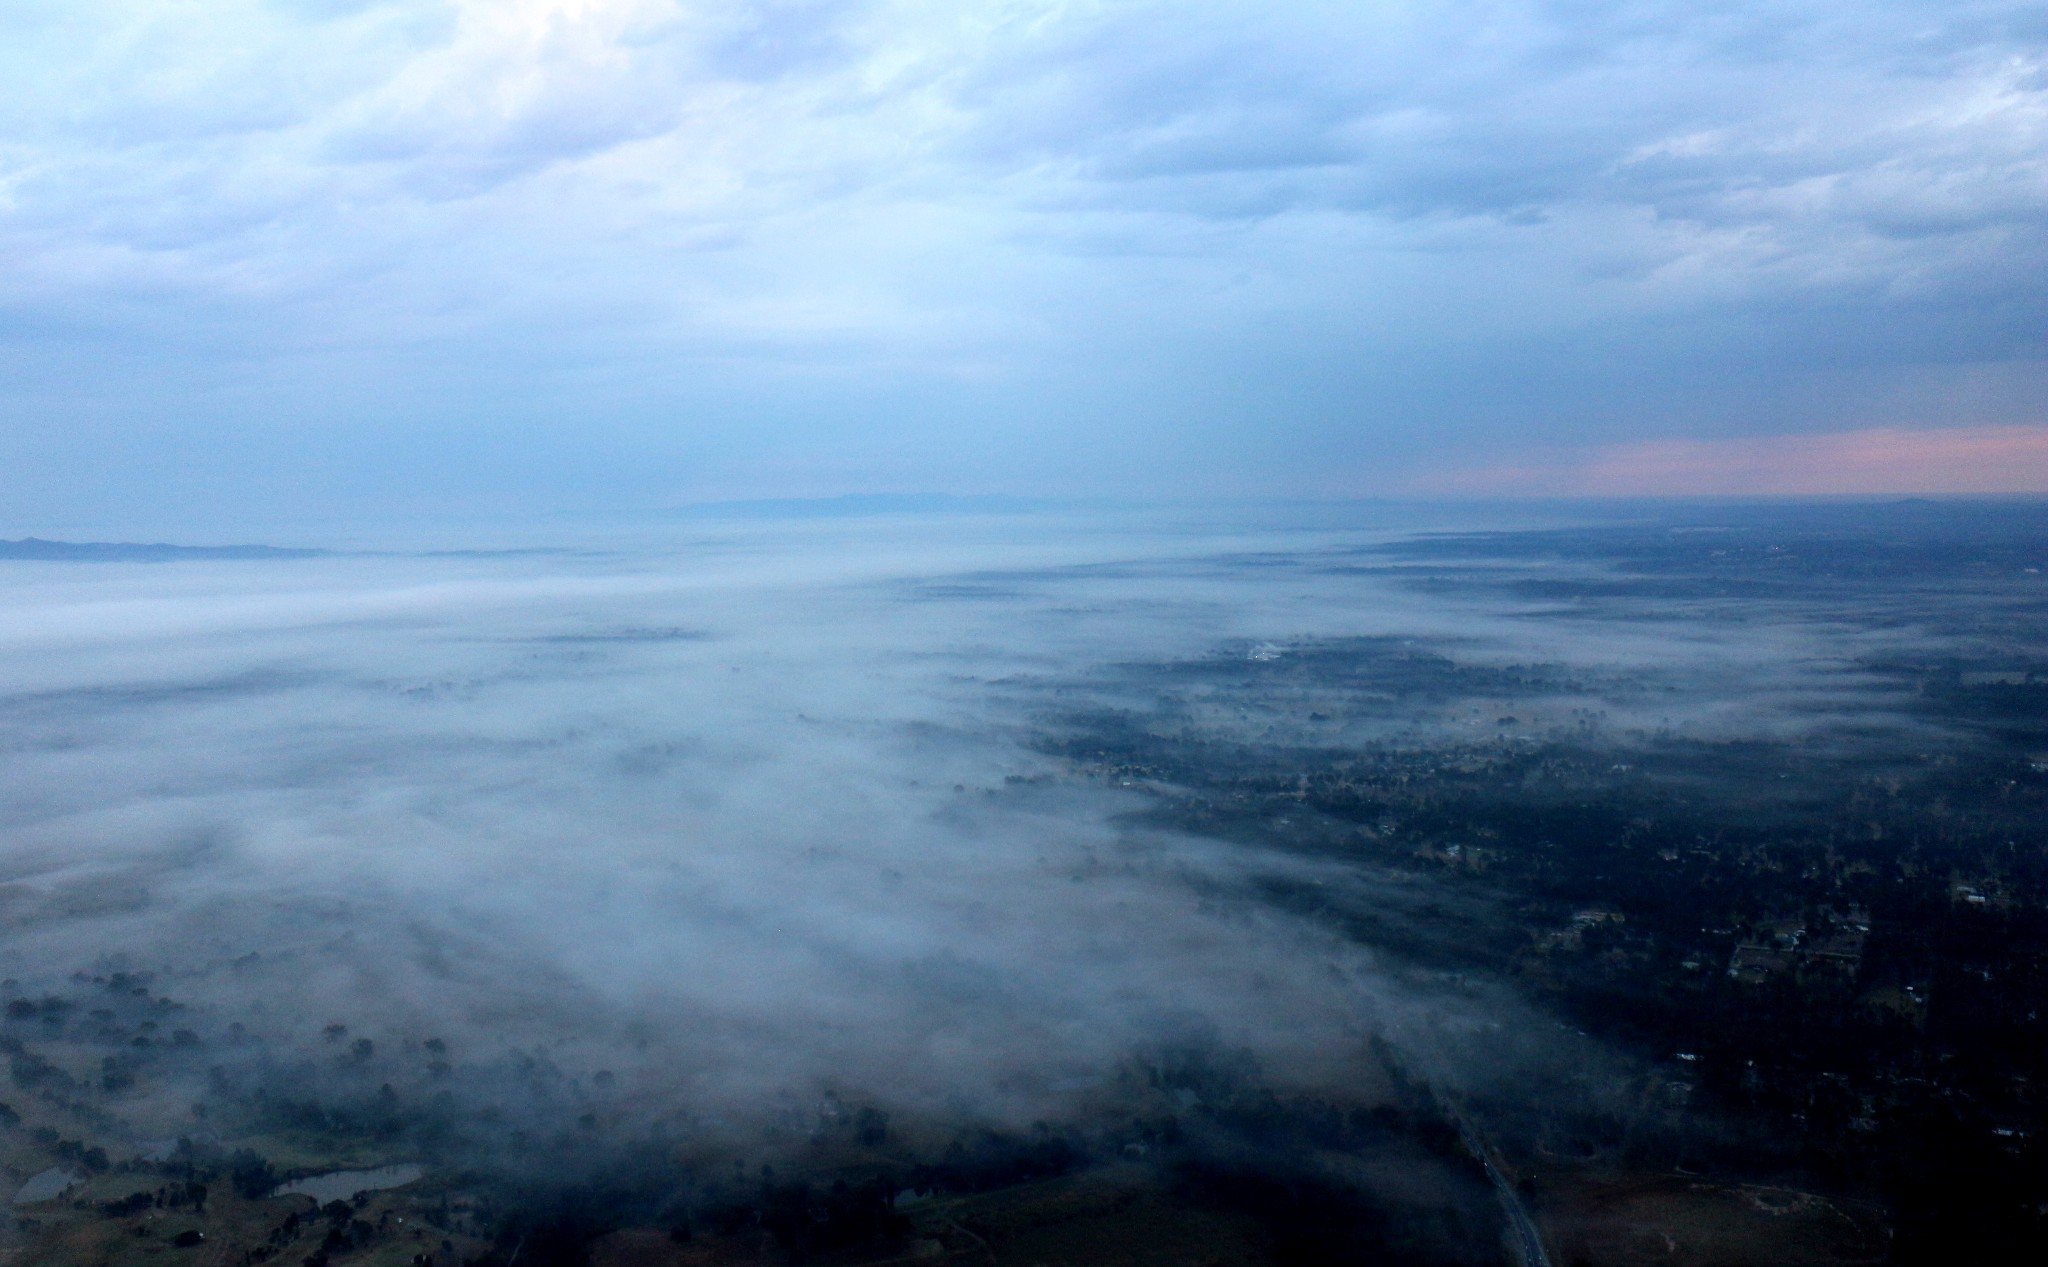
[271,1164,425,1204]
[14,1167,82,1204]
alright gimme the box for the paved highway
[1451,1109,1552,1267]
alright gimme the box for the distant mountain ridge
[667,493,1051,518]
[0,537,325,562]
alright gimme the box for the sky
[3,0,2046,528]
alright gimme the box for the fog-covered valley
[0,517,1500,1120]
[2,502,2044,1265]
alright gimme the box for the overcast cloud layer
[3,1,2046,526]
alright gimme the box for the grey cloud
[950,0,2048,261]
[701,0,871,82]
[269,0,421,19]
[0,2,2044,511]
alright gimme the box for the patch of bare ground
[1534,1171,1886,1267]
[590,1168,1275,1267]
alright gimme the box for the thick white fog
[0,510,1888,1152]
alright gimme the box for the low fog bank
[0,507,1984,1178]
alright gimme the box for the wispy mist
[0,517,1474,1146]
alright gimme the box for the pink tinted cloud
[1419,424,2048,497]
